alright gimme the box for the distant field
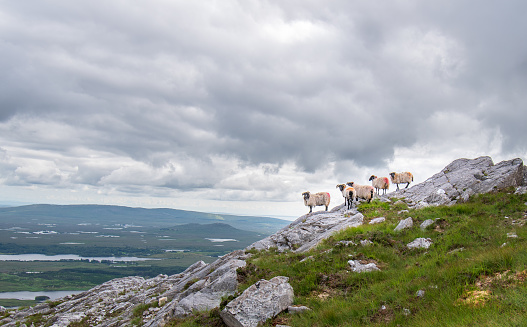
[0,251,217,292]
[0,204,290,297]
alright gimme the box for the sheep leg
[396,184,400,191]
[405,182,410,188]
[309,206,313,213]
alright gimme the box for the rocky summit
[389,156,526,208]
[1,156,526,327]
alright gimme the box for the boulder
[220,276,294,327]
[420,219,435,230]
[247,205,363,253]
[394,217,413,231]
[348,260,380,273]
[390,157,525,207]
[369,217,385,224]
[407,238,433,249]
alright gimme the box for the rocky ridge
[1,156,526,327]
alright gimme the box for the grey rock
[507,232,518,238]
[220,276,294,327]
[288,305,311,314]
[398,209,409,215]
[360,240,373,246]
[390,157,525,207]
[348,260,380,273]
[247,205,363,253]
[407,238,433,249]
[416,290,425,297]
[414,201,430,209]
[403,308,411,316]
[420,219,435,230]
[515,186,527,195]
[369,217,385,224]
[0,306,6,314]
[146,251,247,326]
[394,217,413,231]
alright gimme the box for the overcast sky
[0,1,526,219]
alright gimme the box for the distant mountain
[0,204,289,235]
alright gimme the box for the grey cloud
[1,1,526,200]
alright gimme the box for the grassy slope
[171,189,527,326]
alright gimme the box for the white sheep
[389,172,414,190]
[346,182,374,203]
[369,175,390,195]
[302,191,331,213]
[336,184,357,210]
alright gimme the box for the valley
[0,204,289,307]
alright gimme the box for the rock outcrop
[247,205,363,253]
[220,276,294,327]
[0,251,249,327]
[389,157,525,208]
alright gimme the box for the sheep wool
[389,172,414,190]
[302,191,331,213]
[336,184,357,210]
[346,182,374,203]
[369,175,390,195]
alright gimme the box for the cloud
[0,1,526,216]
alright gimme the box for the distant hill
[0,204,289,235]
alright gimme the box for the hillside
[1,156,527,326]
[0,204,289,236]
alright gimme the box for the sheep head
[302,192,310,200]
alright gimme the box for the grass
[167,189,527,326]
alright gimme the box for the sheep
[336,184,357,210]
[346,182,374,203]
[369,175,390,195]
[302,191,331,213]
[389,172,414,190]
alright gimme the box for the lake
[0,254,160,262]
[0,290,84,301]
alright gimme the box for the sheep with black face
[302,191,331,213]
[389,172,413,190]
[346,182,374,203]
[336,184,356,210]
[369,175,390,195]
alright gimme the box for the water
[0,254,160,262]
[0,290,84,301]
